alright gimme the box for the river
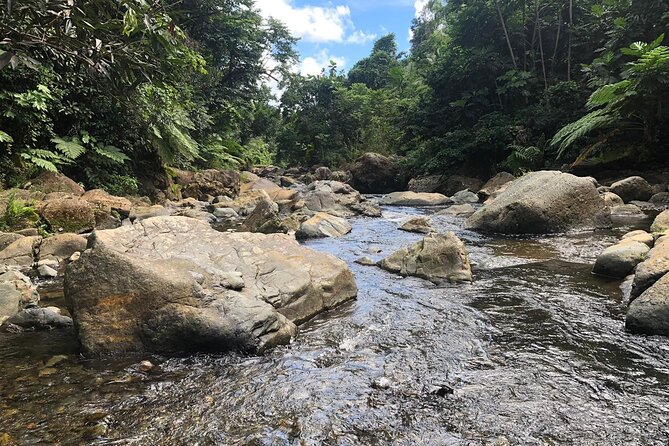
[1,203,669,445]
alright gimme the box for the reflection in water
[1,205,669,445]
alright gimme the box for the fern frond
[0,130,13,143]
[587,80,631,108]
[94,144,130,163]
[51,137,86,159]
[551,109,620,157]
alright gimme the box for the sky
[255,0,429,76]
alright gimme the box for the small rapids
[1,204,669,445]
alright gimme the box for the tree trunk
[536,0,548,89]
[567,0,573,81]
[551,6,563,78]
[494,0,518,70]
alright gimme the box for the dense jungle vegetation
[1,0,668,193]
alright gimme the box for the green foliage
[0,193,40,231]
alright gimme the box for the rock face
[627,273,669,336]
[399,217,434,234]
[478,172,515,200]
[378,232,472,283]
[466,171,611,234]
[610,176,653,203]
[381,191,453,206]
[346,153,403,194]
[64,217,357,356]
[296,213,352,239]
[592,241,650,279]
[175,169,241,201]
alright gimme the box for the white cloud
[255,0,351,43]
[414,0,428,17]
[346,30,377,45]
[299,50,346,76]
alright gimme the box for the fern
[587,80,631,108]
[94,144,130,163]
[51,137,86,159]
[552,109,620,157]
[0,130,13,143]
[0,193,40,231]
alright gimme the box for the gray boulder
[478,172,515,200]
[64,217,357,356]
[601,192,624,207]
[2,307,72,331]
[466,171,611,234]
[0,236,40,269]
[296,212,352,239]
[381,191,453,206]
[241,197,286,234]
[346,153,404,194]
[408,175,443,193]
[378,232,472,283]
[627,273,669,336]
[592,241,650,279]
[631,237,669,299]
[610,176,653,203]
[650,210,669,233]
[437,204,476,217]
[650,192,669,208]
[399,217,434,234]
[451,189,479,204]
[0,271,39,324]
[302,181,380,217]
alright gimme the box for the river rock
[346,153,404,194]
[129,205,172,221]
[81,190,132,216]
[478,172,515,200]
[610,204,645,217]
[39,197,96,233]
[626,273,669,336]
[64,216,357,356]
[408,175,442,193]
[622,230,654,247]
[355,256,376,266]
[25,172,84,196]
[302,181,379,217]
[2,307,72,331]
[213,208,239,219]
[437,204,476,217]
[399,217,434,234]
[381,192,453,206]
[451,189,479,204]
[314,167,332,180]
[650,192,669,208]
[601,192,624,207]
[650,210,669,233]
[610,176,653,203]
[0,236,40,268]
[0,271,39,324]
[241,197,286,234]
[592,240,650,279]
[296,212,352,239]
[378,232,472,283]
[631,237,669,299]
[0,232,24,251]
[437,175,484,196]
[175,169,241,201]
[466,171,611,234]
[39,233,87,263]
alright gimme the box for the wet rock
[296,212,352,239]
[24,172,84,196]
[451,189,479,204]
[39,197,96,233]
[629,200,656,211]
[175,169,241,201]
[610,176,653,203]
[0,236,40,268]
[626,273,669,336]
[2,307,72,331]
[346,153,404,194]
[478,172,515,200]
[601,192,624,207]
[592,241,650,279]
[466,171,611,234]
[622,230,654,247]
[64,216,357,355]
[380,191,453,206]
[349,201,383,218]
[355,257,375,266]
[650,210,669,233]
[437,204,476,217]
[631,237,669,299]
[379,232,472,283]
[399,217,434,234]
[0,281,22,324]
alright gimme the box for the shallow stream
[1,204,669,445]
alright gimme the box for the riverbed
[1,204,669,445]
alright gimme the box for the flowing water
[2,204,669,445]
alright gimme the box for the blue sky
[256,0,426,75]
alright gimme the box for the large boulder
[81,189,132,216]
[39,233,87,263]
[346,153,404,194]
[451,189,479,204]
[0,232,24,251]
[592,240,650,279]
[241,197,286,234]
[24,172,84,196]
[0,236,40,268]
[478,172,515,200]
[610,176,653,203]
[0,271,39,324]
[175,169,241,201]
[601,192,624,207]
[380,191,453,206]
[399,217,434,234]
[301,181,380,217]
[466,171,611,234]
[436,175,484,196]
[408,175,443,193]
[378,232,472,283]
[650,192,669,209]
[626,272,669,336]
[296,213,352,239]
[64,217,357,356]
[39,197,96,233]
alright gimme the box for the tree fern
[51,137,86,159]
[0,130,13,143]
[552,109,620,157]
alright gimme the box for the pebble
[138,360,155,373]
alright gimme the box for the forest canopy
[1,0,668,192]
